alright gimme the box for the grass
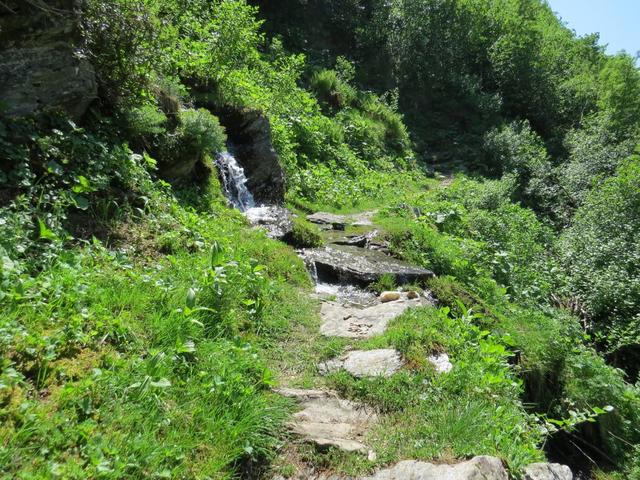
[3,167,639,479]
[0,177,316,479]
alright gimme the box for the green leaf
[74,195,89,210]
[38,219,59,241]
[186,288,197,308]
[211,240,225,268]
[150,378,171,388]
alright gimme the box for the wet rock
[318,349,404,377]
[307,212,350,230]
[313,283,379,308]
[523,463,573,480]
[362,456,508,480]
[275,388,377,454]
[209,106,285,204]
[301,246,434,286]
[0,1,97,119]
[427,353,453,374]
[245,206,294,239]
[379,291,402,303]
[307,211,377,230]
[320,297,426,338]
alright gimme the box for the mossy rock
[283,217,323,248]
[427,275,498,324]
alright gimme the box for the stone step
[302,246,434,286]
[307,211,377,230]
[274,457,574,480]
[318,349,405,378]
[320,295,429,338]
[275,388,377,454]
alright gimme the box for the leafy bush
[175,109,227,158]
[81,0,167,106]
[559,153,640,354]
[310,69,357,109]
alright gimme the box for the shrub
[81,0,166,107]
[559,153,640,354]
[125,104,167,138]
[310,69,357,109]
[176,109,227,157]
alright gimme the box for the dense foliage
[1,0,639,478]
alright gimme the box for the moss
[283,217,323,248]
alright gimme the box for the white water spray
[216,151,256,212]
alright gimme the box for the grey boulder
[362,456,508,480]
[523,463,573,480]
[318,349,404,377]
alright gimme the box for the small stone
[406,290,419,299]
[319,349,404,377]
[379,291,401,303]
[367,450,377,461]
[428,352,453,373]
[524,463,573,480]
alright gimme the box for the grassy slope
[0,176,319,479]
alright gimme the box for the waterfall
[216,151,256,212]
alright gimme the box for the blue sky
[547,0,640,57]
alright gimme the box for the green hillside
[0,1,638,479]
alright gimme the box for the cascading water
[216,151,256,212]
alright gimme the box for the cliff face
[0,0,96,119]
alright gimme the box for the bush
[176,109,227,157]
[125,104,168,138]
[310,69,357,109]
[559,153,640,354]
[81,0,166,107]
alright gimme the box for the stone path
[319,295,426,338]
[273,211,573,480]
[276,388,377,454]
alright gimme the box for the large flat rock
[319,349,404,377]
[362,456,509,480]
[276,388,377,454]
[302,246,434,285]
[307,211,376,230]
[320,296,425,338]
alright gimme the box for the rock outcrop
[245,206,294,239]
[301,246,434,286]
[212,106,285,204]
[0,1,96,119]
[307,211,376,230]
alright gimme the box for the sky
[547,0,640,57]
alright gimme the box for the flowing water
[215,151,378,306]
[216,151,256,212]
